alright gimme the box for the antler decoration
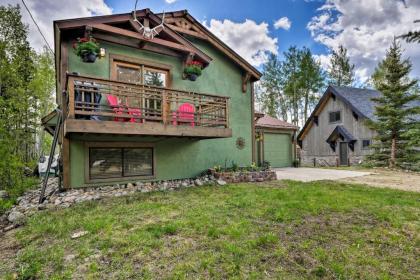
[132,0,165,40]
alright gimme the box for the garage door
[263,133,292,168]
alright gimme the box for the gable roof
[53,9,261,88]
[256,115,297,130]
[329,86,381,120]
[298,85,381,141]
[326,125,356,143]
[158,10,261,81]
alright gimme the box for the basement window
[329,111,341,123]
[89,147,154,180]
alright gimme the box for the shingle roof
[256,115,298,130]
[329,86,381,120]
[298,85,420,142]
[330,85,420,121]
[326,125,356,143]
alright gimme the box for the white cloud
[165,0,177,3]
[204,19,278,67]
[3,0,112,51]
[274,17,291,30]
[307,0,420,83]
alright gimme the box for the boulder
[8,210,25,225]
[216,179,227,186]
[194,179,203,186]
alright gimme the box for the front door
[339,142,348,166]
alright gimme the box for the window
[362,139,371,149]
[329,111,341,123]
[112,60,169,119]
[112,60,169,86]
[89,147,154,180]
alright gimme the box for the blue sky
[106,0,327,57]
[8,0,420,81]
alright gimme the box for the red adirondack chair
[106,95,142,123]
[107,95,125,122]
[172,103,195,127]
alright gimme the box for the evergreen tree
[401,19,420,43]
[368,40,419,169]
[328,45,355,86]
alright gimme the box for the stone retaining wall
[210,170,277,183]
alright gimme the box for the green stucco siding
[263,133,292,168]
[66,38,253,188]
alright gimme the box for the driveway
[274,167,371,182]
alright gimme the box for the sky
[2,0,420,83]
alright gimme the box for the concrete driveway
[274,167,371,182]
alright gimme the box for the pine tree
[328,45,355,86]
[401,19,420,43]
[368,40,419,169]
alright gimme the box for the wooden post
[162,91,168,125]
[67,76,75,119]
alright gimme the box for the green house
[42,9,262,189]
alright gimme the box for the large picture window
[89,147,154,180]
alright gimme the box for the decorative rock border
[0,175,224,233]
[209,169,277,183]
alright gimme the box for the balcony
[63,74,232,138]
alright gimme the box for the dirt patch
[339,169,420,192]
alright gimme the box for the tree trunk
[390,136,396,168]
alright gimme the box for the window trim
[109,54,171,87]
[328,110,342,124]
[84,142,156,184]
[361,139,371,150]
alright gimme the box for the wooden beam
[93,33,181,58]
[242,72,251,93]
[91,23,195,54]
[65,119,232,138]
[251,81,256,163]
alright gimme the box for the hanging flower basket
[184,60,203,81]
[73,37,101,63]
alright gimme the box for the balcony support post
[67,76,75,119]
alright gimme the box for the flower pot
[187,74,198,81]
[81,52,97,63]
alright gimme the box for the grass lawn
[1,180,419,279]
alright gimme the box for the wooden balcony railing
[63,74,231,138]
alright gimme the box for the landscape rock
[0,190,9,199]
[217,179,227,186]
[8,210,25,225]
[71,230,89,239]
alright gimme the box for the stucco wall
[66,39,253,187]
[301,96,376,166]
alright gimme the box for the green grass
[1,180,419,279]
